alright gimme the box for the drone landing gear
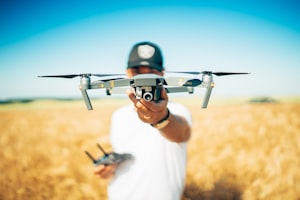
[202,83,214,108]
[81,89,93,110]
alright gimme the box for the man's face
[126,66,164,78]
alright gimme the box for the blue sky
[1,0,299,99]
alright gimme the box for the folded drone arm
[165,87,194,94]
[81,89,93,110]
[202,84,213,108]
[90,78,131,89]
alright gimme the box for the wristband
[151,109,170,129]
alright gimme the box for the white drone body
[39,71,249,110]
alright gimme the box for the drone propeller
[167,71,250,76]
[203,71,250,76]
[38,73,125,79]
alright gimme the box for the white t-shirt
[108,102,192,200]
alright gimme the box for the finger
[94,164,116,179]
[135,101,155,116]
[160,88,168,101]
[127,89,151,115]
[140,99,167,113]
[94,164,106,175]
[100,164,117,179]
[140,88,168,108]
[127,89,138,104]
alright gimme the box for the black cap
[127,41,164,72]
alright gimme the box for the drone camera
[134,86,162,102]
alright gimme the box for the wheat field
[1,98,300,200]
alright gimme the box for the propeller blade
[38,73,126,79]
[38,74,83,78]
[167,71,250,76]
[100,77,125,82]
[211,72,250,76]
[92,73,125,77]
[167,71,201,75]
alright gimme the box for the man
[94,41,192,200]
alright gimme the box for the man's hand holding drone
[127,88,169,126]
[128,87,191,143]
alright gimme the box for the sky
[1,0,300,100]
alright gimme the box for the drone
[38,71,249,110]
[85,143,132,166]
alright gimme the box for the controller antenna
[97,143,109,156]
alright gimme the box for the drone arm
[165,87,194,94]
[90,79,131,89]
[202,82,214,108]
[81,89,93,110]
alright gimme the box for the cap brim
[127,62,164,72]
